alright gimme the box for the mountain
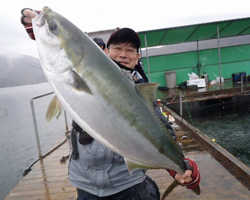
[0,54,47,88]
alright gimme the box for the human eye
[127,48,136,53]
[114,46,122,51]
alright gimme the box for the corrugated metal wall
[87,28,118,45]
[141,35,250,86]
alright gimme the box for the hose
[23,131,70,176]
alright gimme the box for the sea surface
[1,83,250,199]
[186,110,250,167]
[0,83,72,200]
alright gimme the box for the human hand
[175,169,193,184]
[168,158,200,189]
[21,8,36,23]
[20,8,40,40]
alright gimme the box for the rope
[183,94,194,125]
[23,131,70,176]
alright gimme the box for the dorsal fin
[135,82,160,109]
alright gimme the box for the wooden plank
[164,105,250,191]
[4,124,250,199]
[147,151,250,199]
[4,137,76,200]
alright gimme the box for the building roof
[138,17,250,48]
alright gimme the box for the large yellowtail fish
[32,6,199,198]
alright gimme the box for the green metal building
[138,17,250,87]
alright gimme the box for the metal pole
[30,92,53,158]
[180,93,183,120]
[144,34,151,82]
[241,75,244,92]
[217,24,222,83]
[64,110,69,132]
[30,99,42,158]
[197,41,201,76]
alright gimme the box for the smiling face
[105,42,140,69]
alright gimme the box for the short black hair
[107,28,141,51]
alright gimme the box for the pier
[4,107,250,199]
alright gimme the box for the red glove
[168,158,200,189]
[20,8,41,40]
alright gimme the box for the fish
[32,6,200,198]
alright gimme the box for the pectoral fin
[68,70,92,94]
[46,95,62,122]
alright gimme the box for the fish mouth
[42,6,49,12]
[34,12,46,27]
[34,6,49,27]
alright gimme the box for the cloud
[1,0,249,59]
[0,14,38,58]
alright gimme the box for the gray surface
[0,83,72,199]
[0,54,46,88]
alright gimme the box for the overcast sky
[1,0,250,58]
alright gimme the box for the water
[186,112,250,167]
[0,83,71,200]
[1,83,250,199]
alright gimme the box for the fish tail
[161,179,201,200]
[161,179,180,200]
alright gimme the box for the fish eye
[49,21,57,31]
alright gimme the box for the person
[93,37,106,50]
[21,9,200,200]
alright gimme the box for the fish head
[32,6,84,74]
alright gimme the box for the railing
[30,92,69,158]
[178,77,246,119]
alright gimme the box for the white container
[216,77,224,83]
[164,71,176,89]
[187,79,206,88]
